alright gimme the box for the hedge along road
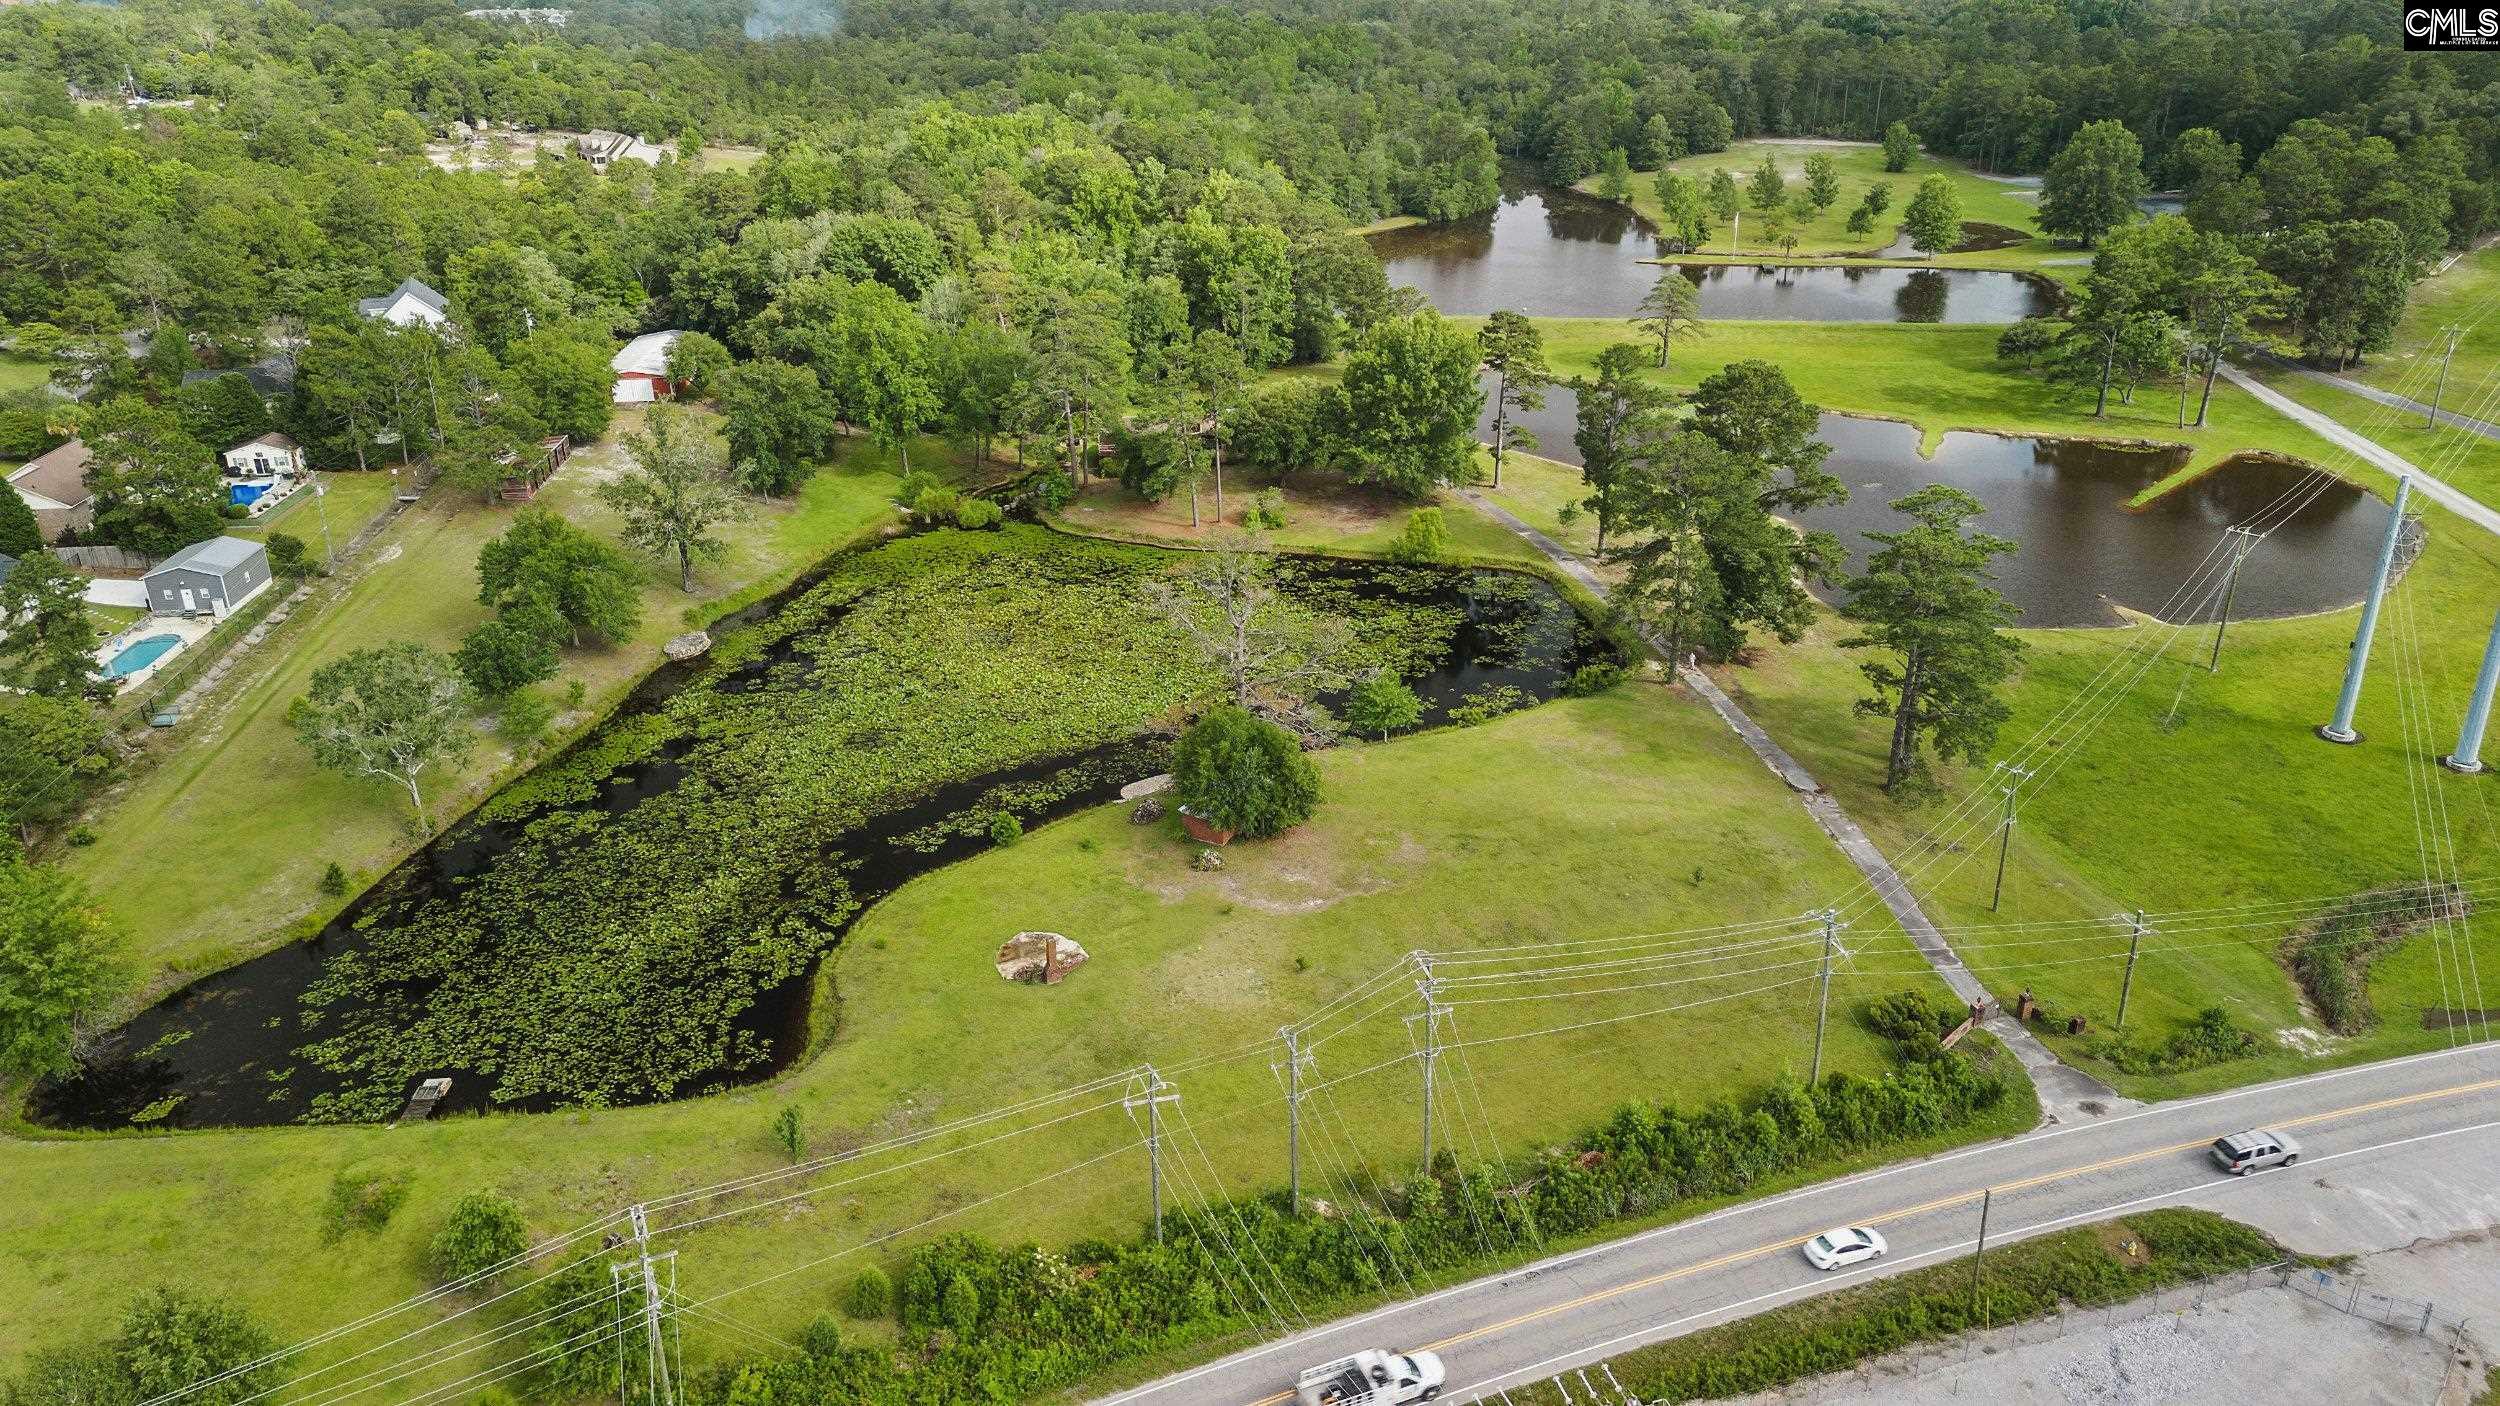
[1089,1042,2500,1405]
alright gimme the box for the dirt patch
[1059,471,1440,545]
[2092,1220,2152,1266]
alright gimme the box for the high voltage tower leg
[2115,910,2148,1031]
[1125,1068,1180,1244]
[2320,476,2413,744]
[1410,956,1447,1178]
[613,1204,678,1406]
[1278,1027,1315,1216]
[2443,607,2500,774]
[2208,526,2258,673]
[1809,910,1847,1086]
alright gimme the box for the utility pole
[1970,1187,1994,1328]
[1809,910,1848,1085]
[2320,476,2413,745]
[1410,956,1448,1177]
[612,1205,677,1406]
[1124,1068,1180,1244]
[1278,1027,1315,1216]
[2427,324,2466,428]
[2207,526,2258,673]
[1988,763,2035,912]
[2442,606,2500,774]
[1730,210,1741,258]
[311,474,336,570]
[2115,910,2148,1031]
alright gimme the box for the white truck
[1294,1348,1446,1405]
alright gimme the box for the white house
[575,130,665,173]
[357,277,451,330]
[222,432,307,481]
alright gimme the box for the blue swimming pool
[104,634,182,679]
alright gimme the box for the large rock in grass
[664,630,713,662]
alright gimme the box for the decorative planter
[1178,807,1235,846]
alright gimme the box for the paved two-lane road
[1096,1044,2500,1406]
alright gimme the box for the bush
[1171,705,1320,839]
[1387,506,1452,563]
[987,812,1022,845]
[1028,468,1076,513]
[1344,671,1422,741]
[427,1192,527,1286]
[771,1105,804,1161]
[266,531,318,580]
[497,689,554,747]
[1863,988,1946,1043]
[318,862,348,897]
[456,617,559,698]
[2085,1006,2266,1076]
[953,497,1003,530]
[892,469,941,507]
[324,1165,411,1240]
[66,826,96,847]
[1563,662,1626,697]
[843,1266,891,1320]
[911,484,962,521]
[1996,316,2067,368]
[1246,487,1289,529]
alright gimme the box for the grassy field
[59,413,949,983]
[2344,243,2500,407]
[1583,140,2077,275]
[0,354,50,393]
[0,681,1980,1375]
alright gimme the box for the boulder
[664,630,713,662]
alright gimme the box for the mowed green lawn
[0,684,1967,1377]
[61,414,945,984]
[1584,140,2076,275]
[2343,243,2500,408]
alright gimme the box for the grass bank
[1583,140,2077,276]
[1507,1209,2284,1403]
[2343,242,2500,407]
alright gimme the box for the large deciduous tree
[0,843,124,1078]
[1145,532,1350,718]
[474,508,641,647]
[2039,120,2149,248]
[719,357,840,496]
[1899,174,1963,257]
[287,643,476,820]
[1882,122,1918,173]
[0,551,98,699]
[1171,704,1321,839]
[81,399,221,557]
[1840,486,2024,797]
[598,406,746,592]
[1335,310,1483,497]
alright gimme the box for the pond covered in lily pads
[37,526,1614,1130]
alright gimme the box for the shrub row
[527,1004,2014,1406]
[2280,884,2465,1035]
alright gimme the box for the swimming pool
[104,633,183,679]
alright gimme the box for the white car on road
[1801,1225,1888,1271]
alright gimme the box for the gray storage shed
[143,536,273,617]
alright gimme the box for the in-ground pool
[104,633,182,679]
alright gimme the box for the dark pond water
[1657,263,2060,324]
[34,552,1613,1131]
[1369,176,2056,322]
[1480,379,2390,628]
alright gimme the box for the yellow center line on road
[1232,1076,2499,1404]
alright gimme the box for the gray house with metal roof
[143,536,272,617]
